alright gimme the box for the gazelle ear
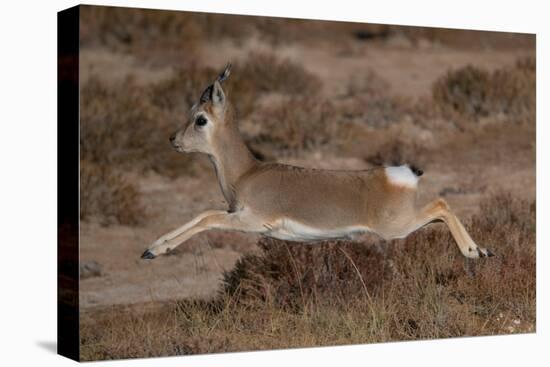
[211,80,226,107]
[198,63,231,106]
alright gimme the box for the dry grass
[395,26,535,50]
[151,63,257,118]
[80,77,195,178]
[80,161,143,226]
[363,137,426,168]
[246,96,349,157]
[343,69,391,98]
[79,6,203,66]
[432,57,536,123]
[238,52,322,95]
[80,192,535,360]
[349,95,414,128]
[339,70,413,128]
[149,64,215,114]
[79,6,255,66]
[80,5,534,60]
[335,57,535,138]
[149,52,321,120]
[79,75,197,225]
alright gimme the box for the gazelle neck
[208,125,258,209]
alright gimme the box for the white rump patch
[385,165,419,188]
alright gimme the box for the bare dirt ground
[79,38,535,310]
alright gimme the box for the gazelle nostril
[141,250,156,260]
[169,134,176,143]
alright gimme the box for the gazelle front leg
[141,210,264,259]
[141,210,226,259]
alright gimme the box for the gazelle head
[169,64,234,155]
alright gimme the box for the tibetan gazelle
[141,64,494,260]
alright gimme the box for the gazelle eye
[195,116,207,127]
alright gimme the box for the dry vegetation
[432,57,536,124]
[80,193,535,360]
[78,5,535,361]
[339,70,415,128]
[247,97,345,156]
[80,77,197,178]
[80,161,142,225]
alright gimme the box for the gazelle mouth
[171,144,185,152]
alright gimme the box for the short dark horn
[199,64,232,104]
[217,63,232,83]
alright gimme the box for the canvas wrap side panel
[57,5,80,362]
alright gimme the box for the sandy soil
[79,38,535,310]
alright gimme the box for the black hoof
[476,248,495,258]
[141,250,156,260]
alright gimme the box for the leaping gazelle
[141,64,494,260]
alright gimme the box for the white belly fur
[266,218,370,242]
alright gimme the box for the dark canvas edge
[57,4,80,362]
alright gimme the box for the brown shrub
[338,70,414,129]
[79,5,203,66]
[150,65,214,113]
[79,4,534,71]
[79,5,380,52]
[221,239,390,310]
[363,137,425,168]
[396,26,535,50]
[80,161,143,226]
[251,17,354,46]
[80,304,195,359]
[432,59,535,122]
[246,96,348,156]
[433,65,491,118]
[80,77,194,178]
[252,17,322,45]
[343,69,391,98]
[468,193,536,314]
[151,63,257,119]
[348,95,413,128]
[488,59,536,117]
[149,53,320,121]
[238,52,322,95]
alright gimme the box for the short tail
[409,164,424,177]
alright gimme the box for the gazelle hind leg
[406,198,494,259]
